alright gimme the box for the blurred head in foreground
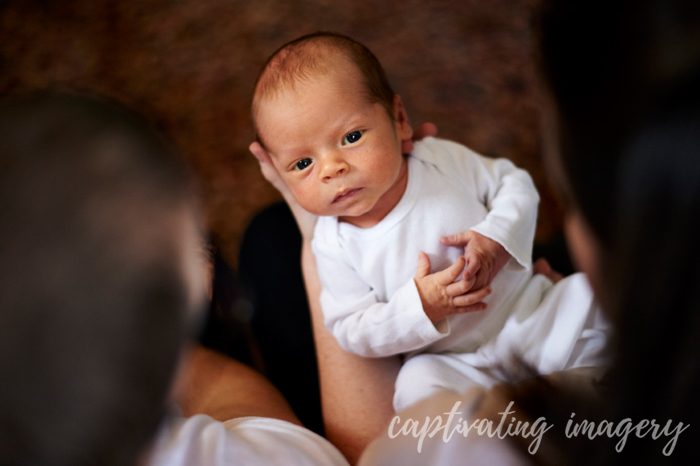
[537,0,700,463]
[0,93,206,466]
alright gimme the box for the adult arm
[157,344,351,466]
[303,239,401,464]
[172,343,301,425]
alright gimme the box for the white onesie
[311,137,609,411]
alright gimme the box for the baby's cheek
[292,187,325,215]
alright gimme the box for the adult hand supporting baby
[401,122,437,154]
[533,257,564,283]
[414,252,492,323]
[249,141,319,241]
[440,230,511,292]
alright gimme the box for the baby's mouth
[333,188,362,204]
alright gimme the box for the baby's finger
[452,302,489,315]
[441,230,473,247]
[452,286,492,307]
[471,268,490,292]
[415,251,432,279]
[445,275,477,297]
[435,256,466,286]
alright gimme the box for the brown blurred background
[0,0,562,269]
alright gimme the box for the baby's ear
[393,95,413,142]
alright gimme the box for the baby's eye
[295,158,313,171]
[342,130,364,145]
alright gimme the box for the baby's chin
[296,202,334,217]
[294,195,368,218]
[309,207,346,217]
[303,203,359,218]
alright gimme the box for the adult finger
[249,141,318,240]
[441,230,473,247]
[413,122,438,140]
[249,141,290,195]
[249,141,272,164]
[533,257,564,283]
[250,142,277,183]
[402,122,438,154]
[401,139,415,155]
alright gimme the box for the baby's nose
[319,154,349,181]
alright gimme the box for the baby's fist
[441,230,511,292]
[414,252,491,324]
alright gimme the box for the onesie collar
[337,152,423,242]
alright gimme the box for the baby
[250,32,609,411]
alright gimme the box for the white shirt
[312,137,540,357]
[149,414,350,466]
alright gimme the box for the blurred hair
[539,0,700,249]
[0,92,198,466]
[600,74,700,463]
[532,0,700,463]
[252,32,395,143]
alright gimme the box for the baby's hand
[441,231,511,292]
[414,252,492,324]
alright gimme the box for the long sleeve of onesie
[435,138,539,268]
[312,137,540,358]
[313,237,449,357]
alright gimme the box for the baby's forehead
[254,50,368,121]
[258,43,362,96]
[256,72,371,144]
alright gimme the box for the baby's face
[256,69,412,226]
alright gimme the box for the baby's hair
[252,32,395,140]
